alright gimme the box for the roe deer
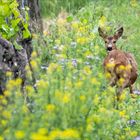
[98,27,138,100]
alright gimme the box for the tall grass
[39,0,134,17]
[39,0,92,17]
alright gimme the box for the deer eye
[113,41,116,43]
[105,41,107,43]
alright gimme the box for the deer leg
[129,85,134,94]
[129,85,137,98]
[116,87,123,101]
[109,78,116,86]
[116,77,130,101]
[109,73,117,87]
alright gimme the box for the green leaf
[66,16,73,22]
[11,18,21,28]
[23,29,31,39]
[9,1,18,9]
[2,0,12,4]
[12,8,20,18]
[7,28,16,39]
[13,41,23,50]
[25,10,30,21]
[1,24,9,33]
[0,4,10,17]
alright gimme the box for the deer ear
[114,27,123,40]
[98,27,107,39]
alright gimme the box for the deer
[98,27,138,101]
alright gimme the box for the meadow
[0,0,140,140]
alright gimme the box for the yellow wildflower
[78,26,86,33]
[0,95,4,100]
[71,21,79,29]
[55,90,62,100]
[15,78,22,86]
[117,78,125,86]
[86,124,93,132]
[22,105,29,113]
[79,95,86,101]
[2,111,11,119]
[47,63,58,74]
[1,98,8,105]
[93,115,101,124]
[15,130,25,139]
[0,136,4,140]
[3,90,11,97]
[76,37,89,45]
[84,50,93,58]
[120,135,126,140]
[106,63,115,69]
[87,116,93,124]
[38,128,48,135]
[91,77,100,85]
[99,16,107,28]
[130,131,137,137]
[1,120,7,127]
[108,86,115,92]
[119,110,126,117]
[48,129,80,139]
[6,79,16,89]
[25,85,34,94]
[119,93,126,101]
[83,66,92,75]
[99,107,106,113]
[61,129,80,139]
[93,95,100,105]
[118,65,125,70]
[36,80,48,89]
[48,129,61,139]
[62,94,70,104]
[105,72,111,79]
[6,71,12,77]
[130,0,138,7]
[30,60,38,69]
[31,133,48,140]
[75,81,83,88]
[125,64,132,71]
[46,104,55,112]
[31,51,37,58]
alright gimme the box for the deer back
[124,52,138,84]
[103,49,137,86]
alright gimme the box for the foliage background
[0,0,140,140]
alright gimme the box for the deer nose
[107,47,112,51]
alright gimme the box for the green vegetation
[0,0,140,140]
[0,0,31,41]
[39,0,92,17]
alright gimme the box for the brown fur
[98,27,138,100]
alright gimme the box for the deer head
[98,27,123,52]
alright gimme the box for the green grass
[0,0,140,140]
[39,0,92,17]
